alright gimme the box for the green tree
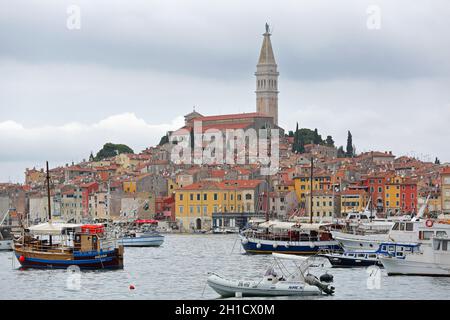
[292,123,299,153]
[346,131,354,157]
[435,157,441,165]
[313,128,321,144]
[94,143,134,161]
[89,152,94,162]
[325,135,335,147]
[337,146,345,158]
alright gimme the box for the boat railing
[243,230,321,242]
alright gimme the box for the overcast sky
[1,0,450,182]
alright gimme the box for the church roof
[258,26,276,65]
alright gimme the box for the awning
[27,222,82,236]
[258,221,296,230]
[134,219,158,224]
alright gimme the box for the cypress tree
[346,131,354,157]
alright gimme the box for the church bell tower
[255,23,279,126]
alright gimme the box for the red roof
[191,112,270,122]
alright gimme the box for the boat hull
[207,274,322,297]
[14,247,124,270]
[241,237,341,255]
[118,235,164,247]
[330,231,387,251]
[320,254,382,268]
[380,256,450,277]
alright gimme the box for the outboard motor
[305,274,335,295]
[320,272,334,283]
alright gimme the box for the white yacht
[379,236,450,276]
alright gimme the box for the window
[214,193,218,201]
[179,206,184,214]
[197,206,201,214]
[190,194,193,201]
[423,231,434,240]
[231,194,234,201]
[378,187,382,193]
[224,194,227,200]
[189,206,193,214]
[245,194,252,200]
[203,206,207,215]
[179,194,184,201]
[237,195,242,201]
[203,194,207,201]
[443,241,448,251]
[197,194,200,201]
[406,223,414,231]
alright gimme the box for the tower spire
[255,23,279,125]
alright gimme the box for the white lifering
[256,243,262,249]
[241,238,249,245]
[273,243,278,249]
[426,220,434,228]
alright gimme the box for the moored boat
[319,249,382,268]
[117,219,165,247]
[240,220,341,255]
[14,222,124,270]
[207,253,335,297]
[378,239,450,276]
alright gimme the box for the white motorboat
[207,253,335,297]
[379,237,450,276]
[118,232,164,247]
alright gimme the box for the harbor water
[1,234,449,300]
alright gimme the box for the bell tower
[255,23,279,125]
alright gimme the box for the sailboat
[13,162,124,269]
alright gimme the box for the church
[174,24,282,136]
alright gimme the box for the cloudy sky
[1,0,450,182]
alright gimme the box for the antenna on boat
[46,161,52,223]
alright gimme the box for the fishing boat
[207,253,335,297]
[240,220,341,254]
[13,161,124,270]
[117,219,164,247]
[377,240,450,276]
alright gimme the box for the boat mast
[310,157,314,224]
[46,161,52,223]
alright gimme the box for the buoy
[235,291,243,298]
[256,243,262,249]
[19,256,25,263]
[129,284,135,290]
[285,244,289,248]
[426,220,434,228]
[273,243,278,249]
[241,238,248,245]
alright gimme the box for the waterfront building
[304,191,340,221]
[174,180,267,232]
[340,189,369,215]
[384,176,417,214]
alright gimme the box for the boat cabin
[377,242,420,259]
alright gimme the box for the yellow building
[442,167,450,214]
[305,191,340,221]
[123,180,137,193]
[293,173,332,203]
[340,190,369,215]
[175,180,265,232]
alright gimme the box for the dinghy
[207,253,335,297]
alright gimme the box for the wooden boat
[13,161,124,270]
[14,222,124,270]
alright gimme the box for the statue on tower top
[265,23,270,33]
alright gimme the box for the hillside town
[1,24,448,233]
